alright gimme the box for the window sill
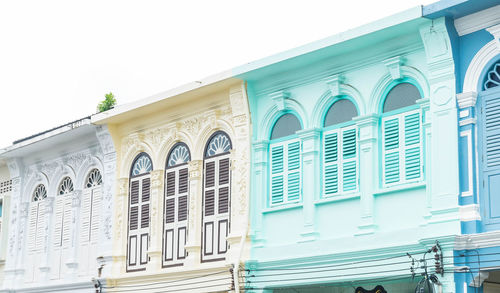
[315,193,360,205]
[374,182,426,196]
[262,202,303,214]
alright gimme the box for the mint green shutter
[384,118,400,184]
[271,145,284,204]
[342,128,357,191]
[324,132,339,195]
[404,112,421,180]
[287,141,301,202]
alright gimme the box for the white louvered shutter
[25,203,39,282]
[51,196,64,279]
[382,109,422,186]
[324,126,358,196]
[90,187,101,244]
[79,188,92,275]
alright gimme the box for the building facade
[425,1,500,292]
[0,118,116,292]
[0,158,12,284]
[236,6,461,293]
[92,78,251,292]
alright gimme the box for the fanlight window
[270,113,302,140]
[167,143,191,167]
[33,184,47,202]
[484,62,500,90]
[324,99,358,127]
[58,177,74,195]
[383,83,421,113]
[132,154,153,176]
[86,169,102,188]
[205,132,232,157]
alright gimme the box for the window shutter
[485,97,500,168]
[90,187,101,244]
[287,141,301,202]
[53,197,64,247]
[342,128,357,192]
[384,117,400,184]
[80,189,92,243]
[404,112,421,180]
[324,132,339,195]
[35,201,46,250]
[141,179,150,229]
[27,203,38,253]
[270,145,284,205]
[218,159,230,213]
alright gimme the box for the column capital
[150,169,164,188]
[253,140,269,151]
[353,114,380,128]
[44,197,55,214]
[72,190,82,207]
[188,160,203,179]
[457,92,478,109]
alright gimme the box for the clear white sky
[0,0,435,148]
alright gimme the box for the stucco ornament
[432,86,452,106]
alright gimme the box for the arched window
[381,83,422,186]
[26,184,47,282]
[163,143,190,267]
[484,62,500,90]
[127,154,152,272]
[202,132,232,262]
[269,113,302,206]
[323,99,359,197]
[79,169,103,276]
[52,177,74,279]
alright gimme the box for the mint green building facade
[236,7,461,292]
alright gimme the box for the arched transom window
[484,62,500,90]
[86,169,102,188]
[58,177,74,195]
[163,143,191,267]
[202,132,232,262]
[269,113,302,206]
[381,82,423,187]
[32,184,47,202]
[127,153,152,272]
[323,99,359,197]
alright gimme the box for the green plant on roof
[97,92,117,113]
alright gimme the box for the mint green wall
[237,16,461,292]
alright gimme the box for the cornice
[457,92,478,109]
[455,230,500,250]
[454,5,500,36]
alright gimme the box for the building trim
[454,5,500,36]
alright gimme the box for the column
[39,197,55,283]
[114,177,128,275]
[184,160,202,266]
[354,114,378,235]
[66,190,81,278]
[249,141,268,248]
[297,128,320,242]
[146,169,164,271]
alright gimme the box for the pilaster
[250,141,269,247]
[353,114,379,235]
[39,197,55,282]
[114,177,128,275]
[147,169,164,272]
[297,128,320,242]
[420,18,460,225]
[66,190,81,278]
[184,160,202,266]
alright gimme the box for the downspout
[234,220,249,293]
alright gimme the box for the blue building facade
[236,6,461,293]
[424,1,500,292]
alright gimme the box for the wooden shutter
[383,109,422,186]
[202,154,231,261]
[481,93,500,222]
[342,128,357,192]
[270,145,284,205]
[80,189,92,243]
[90,187,101,244]
[127,176,150,271]
[53,197,64,248]
[324,132,339,195]
[163,166,189,267]
[287,141,301,202]
[35,202,45,250]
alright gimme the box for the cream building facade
[93,77,251,292]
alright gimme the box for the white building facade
[0,118,116,292]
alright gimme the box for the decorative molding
[455,230,500,250]
[459,117,476,127]
[457,92,478,109]
[382,56,404,80]
[454,5,500,36]
[324,74,345,97]
[459,204,480,221]
[463,41,500,93]
[459,130,474,197]
[269,90,290,111]
[486,23,500,50]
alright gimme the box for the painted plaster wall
[0,124,116,292]
[242,17,460,291]
[103,80,251,292]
